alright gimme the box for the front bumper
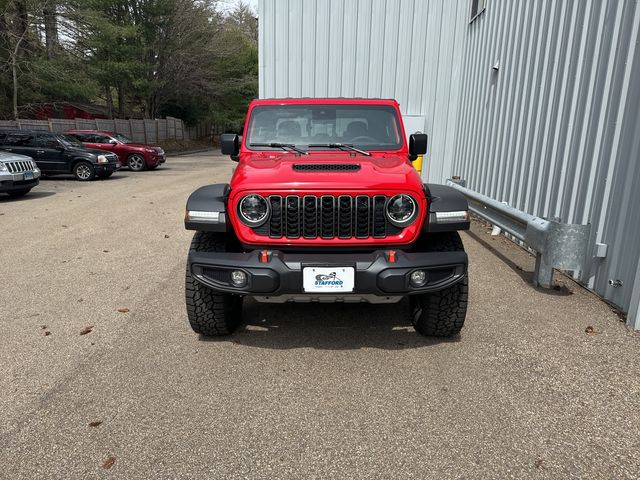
[147,153,165,166]
[0,170,40,193]
[188,249,467,297]
[95,162,121,173]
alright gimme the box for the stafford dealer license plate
[23,171,34,180]
[303,267,355,293]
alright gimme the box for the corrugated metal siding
[258,0,466,182]
[259,0,640,324]
[452,0,640,322]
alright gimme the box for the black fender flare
[423,183,470,232]
[184,184,230,232]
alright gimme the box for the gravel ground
[0,152,638,479]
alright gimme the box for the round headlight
[386,194,418,227]
[238,194,269,226]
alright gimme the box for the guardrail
[446,179,591,289]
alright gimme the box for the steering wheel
[348,136,377,144]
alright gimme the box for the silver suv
[0,150,41,198]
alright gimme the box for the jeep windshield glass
[245,105,403,152]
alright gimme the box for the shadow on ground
[40,174,129,182]
[199,297,462,350]
[0,191,56,202]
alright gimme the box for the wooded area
[0,0,258,130]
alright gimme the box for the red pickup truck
[65,130,166,171]
[184,98,470,337]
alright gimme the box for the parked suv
[0,150,41,197]
[184,98,470,338]
[65,130,166,171]
[0,130,120,181]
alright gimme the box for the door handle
[36,150,45,154]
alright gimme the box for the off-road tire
[411,232,468,337]
[185,231,243,336]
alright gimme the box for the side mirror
[408,133,428,160]
[220,133,240,160]
[109,139,118,145]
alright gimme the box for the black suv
[0,130,121,181]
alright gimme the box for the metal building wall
[258,0,467,182]
[259,0,640,327]
[451,0,640,327]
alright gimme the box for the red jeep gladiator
[184,98,470,337]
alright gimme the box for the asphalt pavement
[1,152,638,479]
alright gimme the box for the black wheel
[410,232,469,337]
[127,154,147,171]
[73,161,95,181]
[185,231,243,336]
[97,172,114,179]
[7,188,31,197]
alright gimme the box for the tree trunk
[118,85,125,118]
[105,86,114,119]
[43,3,58,59]
[12,56,18,120]
[147,95,155,119]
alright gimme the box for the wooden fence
[0,117,190,143]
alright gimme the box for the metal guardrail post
[446,180,591,289]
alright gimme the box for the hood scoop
[293,163,360,172]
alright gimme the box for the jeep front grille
[255,194,402,239]
[4,160,33,173]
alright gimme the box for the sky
[218,0,259,15]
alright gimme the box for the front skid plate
[253,294,404,304]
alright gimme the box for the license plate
[303,267,354,293]
[23,171,34,180]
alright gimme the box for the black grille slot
[320,196,335,238]
[269,195,283,238]
[355,196,370,238]
[285,196,300,238]
[303,196,318,238]
[259,194,405,240]
[338,196,353,238]
[372,196,387,237]
[293,163,361,172]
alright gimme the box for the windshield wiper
[250,143,308,155]
[307,143,372,156]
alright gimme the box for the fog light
[410,270,427,287]
[230,270,247,287]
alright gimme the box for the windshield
[113,133,132,144]
[245,104,403,151]
[58,134,84,147]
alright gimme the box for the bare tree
[0,0,55,119]
[43,1,57,59]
